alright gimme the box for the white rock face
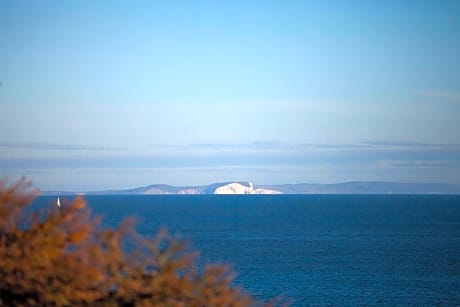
[177,188,202,194]
[214,182,282,194]
[143,188,202,195]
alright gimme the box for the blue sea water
[34,195,460,306]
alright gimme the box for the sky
[1,0,460,190]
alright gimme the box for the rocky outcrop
[213,182,282,194]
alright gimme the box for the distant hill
[42,181,460,195]
[259,181,460,194]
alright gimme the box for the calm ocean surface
[35,195,460,306]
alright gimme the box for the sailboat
[56,197,61,208]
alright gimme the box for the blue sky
[1,0,460,190]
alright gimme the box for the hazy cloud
[414,90,460,101]
[0,142,123,151]
[3,141,460,189]
[3,141,460,169]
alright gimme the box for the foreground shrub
[0,178,280,306]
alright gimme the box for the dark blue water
[35,195,460,306]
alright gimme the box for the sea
[34,195,460,306]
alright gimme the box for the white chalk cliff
[213,182,282,194]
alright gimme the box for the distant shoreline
[42,181,460,195]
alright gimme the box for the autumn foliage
[0,178,269,306]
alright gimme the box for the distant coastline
[42,181,460,195]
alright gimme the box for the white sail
[56,197,61,207]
